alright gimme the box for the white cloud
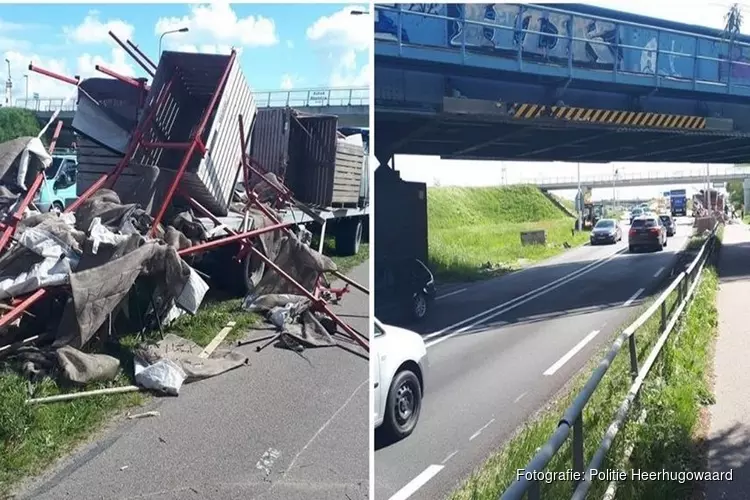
[155,3,278,54]
[306,6,371,88]
[4,45,136,104]
[286,40,294,49]
[305,4,370,50]
[280,74,295,90]
[64,11,135,44]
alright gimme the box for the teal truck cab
[34,153,78,213]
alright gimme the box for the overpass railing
[501,223,720,500]
[12,86,370,113]
[519,166,750,186]
[375,4,750,93]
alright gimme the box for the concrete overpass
[13,86,369,128]
[520,166,750,190]
[374,4,750,166]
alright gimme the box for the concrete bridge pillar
[743,178,750,209]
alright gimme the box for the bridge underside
[376,109,750,164]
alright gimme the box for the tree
[0,107,41,143]
[726,179,744,206]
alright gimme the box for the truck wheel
[335,218,362,257]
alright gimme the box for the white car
[373,318,429,440]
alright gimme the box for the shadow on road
[378,242,692,342]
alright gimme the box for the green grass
[427,185,588,281]
[0,233,368,496]
[615,267,718,499]
[449,241,716,500]
[0,372,144,497]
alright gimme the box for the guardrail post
[528,479,540,500]
[660,300,667,333]
[628,333,638,381]
[572,417,584,485]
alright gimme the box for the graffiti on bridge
[449,4,622,69]
[374,3,750,86]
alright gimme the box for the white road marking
[623,288,645,307]
[389,464,445,500]
[653,266,665,278]
[436,288,467,300]
[426,249,624,348]
[514,392,527,404]
[282,379,367,477]
[544,330,601,376]
[200,321,236,358]
[469,418,496,441]
[441,450,458,464]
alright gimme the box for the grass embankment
[428,185,587,281]
[0,238,367,497]
[451,236,719,500]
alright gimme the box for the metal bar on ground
[176,222,296,257]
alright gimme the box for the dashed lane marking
[469,418,496,441]
[389,465,444,500]
[544,330,601,376]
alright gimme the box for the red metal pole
[177,222,295,257]
[94,65,149,90]
[185,196,369,351]
[126,39,158,71]
[28,64,79,86]
[148,51,238,236]
[0,120,64,251]
[108,31,155,77]
[0,289,45,329]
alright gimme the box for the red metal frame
[3,49,370,355]
[94,65,150,91]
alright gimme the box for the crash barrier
[501,223,721,500]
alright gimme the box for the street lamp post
[23,74,28,102]
[158,27,189,56]
[4,58,11,107]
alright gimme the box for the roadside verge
[449,228,719,500]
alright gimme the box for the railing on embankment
[501,223,721,500]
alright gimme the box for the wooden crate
[332,139,364,206]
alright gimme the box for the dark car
[629,207,643,225]
[375,258,436,323]
[659,214,676,237]
[590,218,622,245]
[628,216,667,252]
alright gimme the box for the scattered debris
[1,40,369,404]
[126,410,160,420]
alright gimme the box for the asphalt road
[18,263,369,500]
[375,218,694,500]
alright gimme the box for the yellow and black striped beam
[509,103,707,130]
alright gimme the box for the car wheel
[412,291,428,321]
[382,369,422,441]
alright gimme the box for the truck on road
[670,189,687,217]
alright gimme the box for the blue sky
[0,3,370,102]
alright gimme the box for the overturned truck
[0,46,369,390]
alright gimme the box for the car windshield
[659,215,671,224]
[631,218,657,228]
[631,209,642,216]
[595,220,614,228]
[46,157,63,180]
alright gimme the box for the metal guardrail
[375,4,750,91]
[501,223,720,500]
[520,166,750,186]
[12,86,370,113]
